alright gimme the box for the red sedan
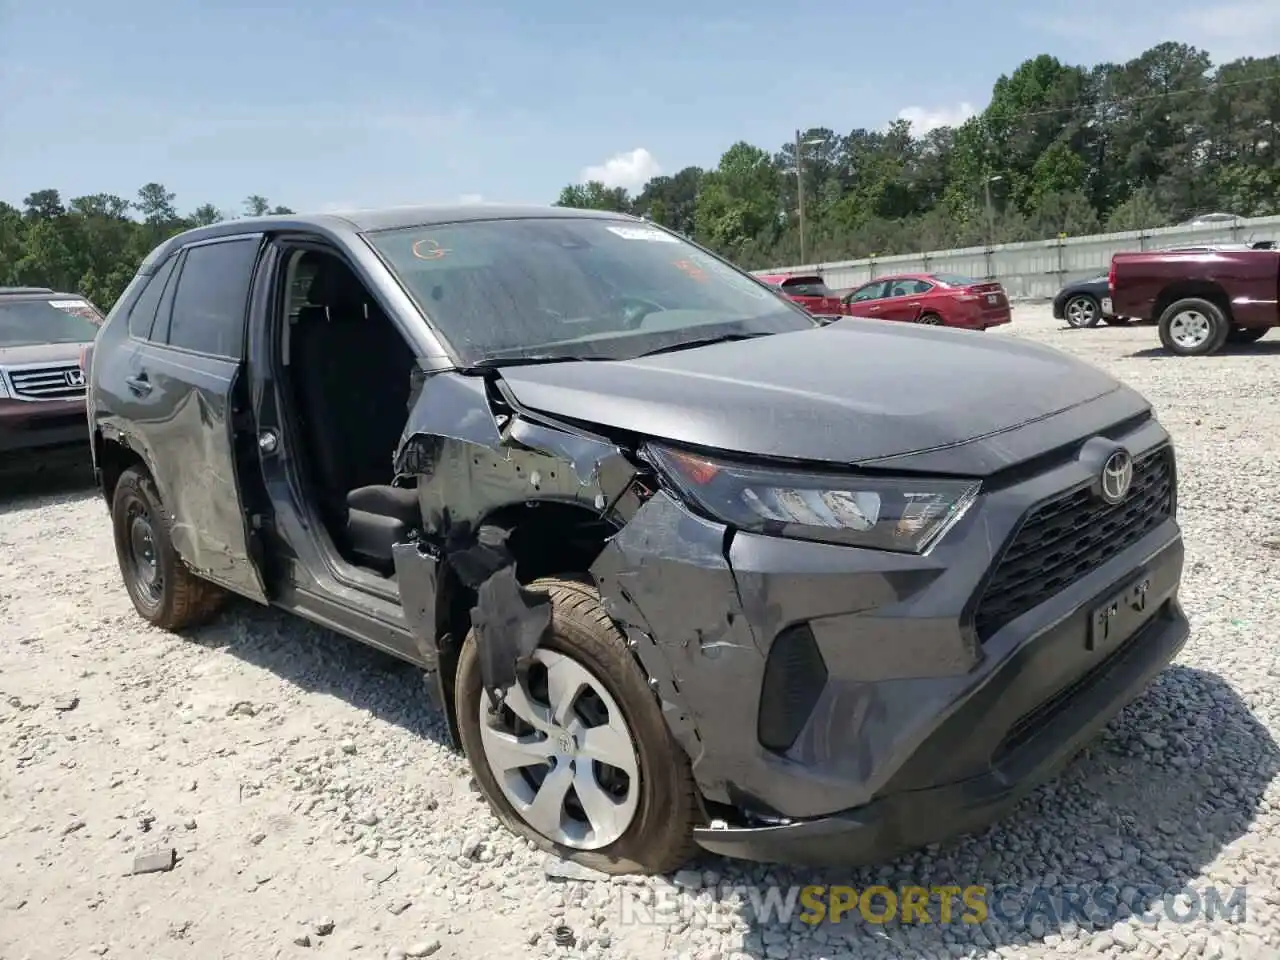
[841,273,1011,330]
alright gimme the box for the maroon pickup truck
[1108,247,1279,356]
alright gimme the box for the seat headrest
[307,264,369,320]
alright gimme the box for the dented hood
[497,319,1127,471]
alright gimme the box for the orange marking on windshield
[672,259,708,281]
[411,238,451,260]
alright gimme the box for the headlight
[646,444,980,554]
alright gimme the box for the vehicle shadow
[0,448,97,515]
[680,665,1276,958]
[1128,341,1280,359]
[183,596,454,748]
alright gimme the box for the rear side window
[887,279,933,297]
[127,256,178,340]
[166,239,259,358]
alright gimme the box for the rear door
[135,234,269,602]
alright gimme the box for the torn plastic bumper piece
[691,597,1189,866]
[471,564,553,704]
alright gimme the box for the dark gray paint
[499,318,1135,470]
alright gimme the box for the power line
[979,72,1280,126]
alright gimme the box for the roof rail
[0,286,55,294]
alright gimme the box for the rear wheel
[1158,298,1231,356]
[1064,295,1100,328]
[1226,326,1267,344]
[456,577,699,875]
[916,312,943,325]
[110,466,226,629]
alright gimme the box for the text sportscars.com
[615,882,1250,928]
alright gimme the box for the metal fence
[752,215,1280,300]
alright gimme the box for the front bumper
[694,596,1186,866]
[590,415,1185,865]
[0,397,89,454]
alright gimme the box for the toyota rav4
[86,206,1189,873]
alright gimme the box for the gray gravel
[2,305,1279,960]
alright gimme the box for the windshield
[365,217,815,365]
[0,297,103,348]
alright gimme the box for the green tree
[554,181,631,212]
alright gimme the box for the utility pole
[795,130,828,266]
[984,174,1003,248]
[796,129,808,266]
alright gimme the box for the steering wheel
[613,295,667,329]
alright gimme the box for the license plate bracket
[1087,573,1152,652]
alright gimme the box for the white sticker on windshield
[606,226,679,243]
[50,299,90,309]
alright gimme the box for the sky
[1,0,1278,217]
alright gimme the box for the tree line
[0,187,292,312]
[555,43,1280,269]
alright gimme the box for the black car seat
[290,261,419,569]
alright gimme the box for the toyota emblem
[64,368,86,388]
[1099,450,1134,504]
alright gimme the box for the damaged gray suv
[85,205,1189,873]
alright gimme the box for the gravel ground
[2,305,1279,960]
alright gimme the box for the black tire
[1226,326,1267,344]
[1064,294,1101,328]
[456,576,700,875]
[110,466,227,630]
[1157,297,1231,356]
[916,312,943,325]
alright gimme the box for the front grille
[973,446,1174,641]
[7,363,86,400]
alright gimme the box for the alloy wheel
[1065,296,1097,328]
[1169,310,1212,350]
[478,649,640,850]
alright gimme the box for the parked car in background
[1052,274,1130,328]
[1,286,103,457]
[1179,212,1239,226]
[842,273,1011,330]
[88,205,1187,872]
[1109,247,1279,355]
[756,273,845,320]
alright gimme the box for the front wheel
[1064,295,1100,328]
[1158,298,1231,356]
[110,466,226,629]
[455,577,700,875]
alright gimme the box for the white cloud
[580,148,662,191]
[895,102,977,134]
[1169,0,1280,60]
[1034,0,1280,62]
